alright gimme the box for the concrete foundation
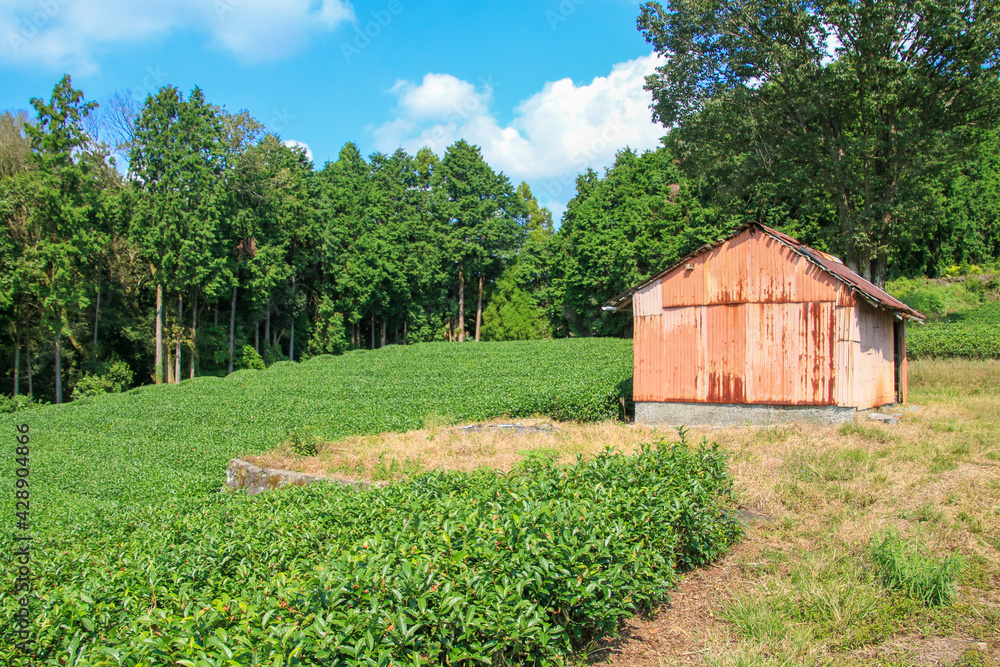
[635,401,857,427]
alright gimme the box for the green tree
[432,140,527,342]
[639,0,1000,285]
[20,75,103,403]
[552,147,721,337]
[482,275,545,341]
[129,86,226,383]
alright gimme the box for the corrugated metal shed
[615,223,923,413]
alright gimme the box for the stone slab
[224,458,379,496]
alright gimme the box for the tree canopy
[639,0,1000,285]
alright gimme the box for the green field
[906,301,1000,360]
[1,339,745,665]
[2,339,632,538]
[888,275,1000,360]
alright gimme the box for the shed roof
[608,223,926,322]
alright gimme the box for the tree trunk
[166,344,174,385]
[54,328,62,404]
[371,308,376,349]
[475,274,484,342]
[381,319,387,348]
[93,274,101,353]
[254,319,259,353]
[264,300,271,356]
[403,319,407,345]
[190,290,197,380]
[228,284,237,375]
[214,305,218,328]
[175,294,182,384]
[873,255,888,289]
[288,276,296,361]
[26,334,33,398]
[458,266,465,342]
[13,326,20,396]
[155,282,164,384]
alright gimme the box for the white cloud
[371,53,666,215]
[0,0,354,71]
[283,139,313,162]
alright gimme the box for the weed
[839,423,899,444]
[286,426,320,457]
[870,529,963,606]
[721,593,789,641]
[368,452,423,480]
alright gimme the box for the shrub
[241,344,267,370]
[482,276,546,341]
[72,359,134,399]
[869,529,962,606]
[286,425,319,457]
[906,303,1000,359]
[0,394,41,413]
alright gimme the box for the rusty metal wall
[634,228,848,406]
[657,230,843,309]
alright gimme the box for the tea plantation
[906,302,1000,359]
[0,339,743,665]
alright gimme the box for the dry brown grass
[246,417,670,481]
[246,359,1000,666]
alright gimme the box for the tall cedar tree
[129,86,225,383]
[22,76,102,403]
[432,140,527,342]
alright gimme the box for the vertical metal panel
[745,233,841,304]
[704,305,746,402]
[743,302,836,404]
[834,306,858,407]
[634,280,663,317]
[850,301,895,408]
[705,232,751,303]
[661,255,706,308]
[633,315,661,402]
[659,307,701,401]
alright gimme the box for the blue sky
[0,0,666,215]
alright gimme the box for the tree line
[3,0,999,404]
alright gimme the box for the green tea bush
[1,440,741,665]
[869,529,962,606]
[906,303,1000,359]
[0,339,640,663]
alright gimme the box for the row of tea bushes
[907,303,1000,359]
[1,441,742,666]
